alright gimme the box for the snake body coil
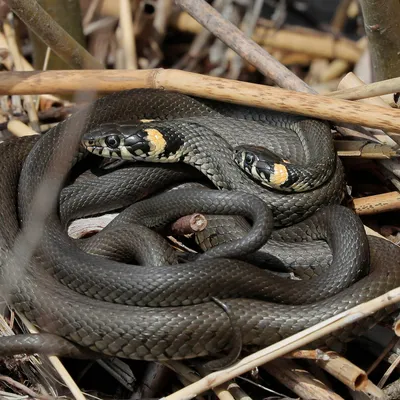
[1,89,400,362]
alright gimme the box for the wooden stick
[170,213,208,235]
[172,12,362,63]
[262,359,344,400]
[328,76,400,101]
[162,284,400,400]
[174,0,312,93]
[352,192,400,215]
[7,0,103,69]
[2,69,400,134]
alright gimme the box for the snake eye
[105,135,120,148]
[245,153,255,164]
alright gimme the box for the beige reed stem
[1,69,400,134]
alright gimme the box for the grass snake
[1,89,400,362]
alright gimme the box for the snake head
[82,123,156,161]
[83,122,186,163]
[233,145,297,192]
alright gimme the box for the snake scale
[0,89,400,362]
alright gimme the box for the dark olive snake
[0,89,400,364]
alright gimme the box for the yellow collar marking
[270,163,289,187]
[145,128,167,158]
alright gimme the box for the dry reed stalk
[172,12,361,63]
[119,0,137,69]
[270,49,315,66]
[82,0,102,28]
[357,380,385,399]
[378,354,400,388]
[165,361,236,400]
[3,15,39,132]
[285,349,326,360]
[315,351,367,391]
[7,120,39,137]
[93,0,121,18]
[381,160,400,181]
[328,75,400,101]
[330,0,353,34]
[393,320,400,336]
[174,0,312,92]
[319,38,368,83]
[162,284,400,400]
[336,72,400,146]
[334,141,398,158]
[320,59,352,83]
[0,375,55,399]
[0,32,33,71]
[2,69,400,134]
[262,359,344,400]
[17,313,85,400]
[286,349,368,391]
[220,382,251,400]
[197,366,251,400]
[352,192,400,215]
[367,336,400,375]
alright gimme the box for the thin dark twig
[0,375,56,400]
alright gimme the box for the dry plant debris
[0,1,399,399]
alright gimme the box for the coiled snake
[0,89,399,363]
